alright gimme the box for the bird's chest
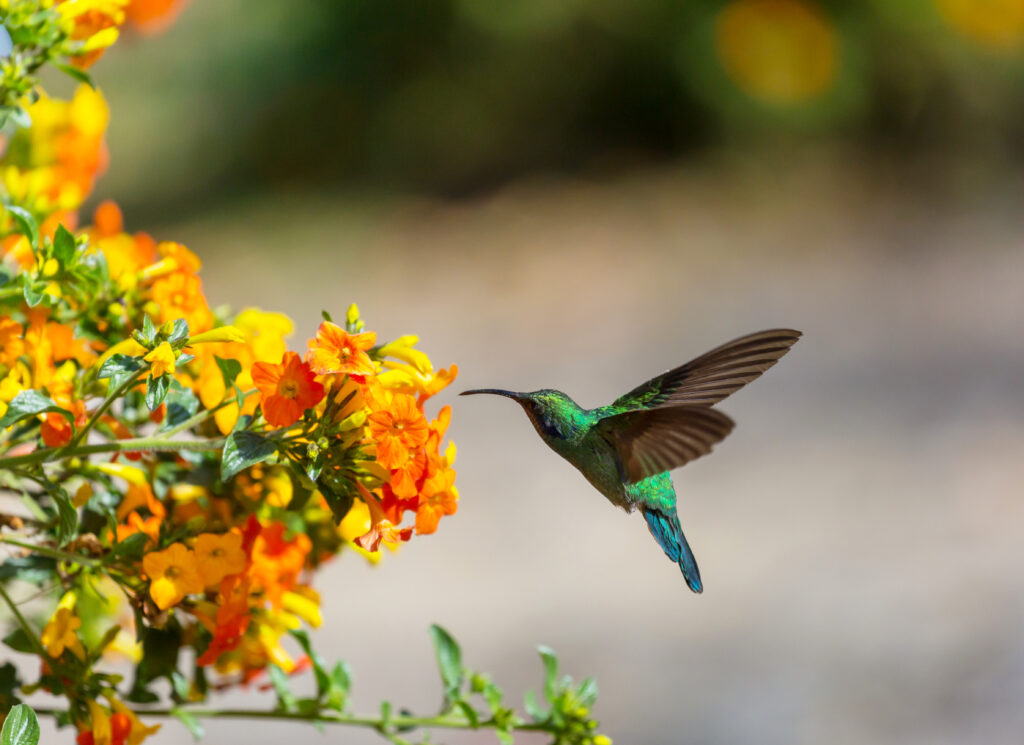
[557,436,634,512]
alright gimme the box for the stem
[0,581,49,659]
[0,435,226,470]
[70,369,146,449]
[0,535,102,567]
[29,707,553,733]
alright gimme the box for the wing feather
[613,329,802,409]
[596,405,735,483]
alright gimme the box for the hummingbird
[461,329,801,593]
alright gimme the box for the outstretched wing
[613,329,802,410]
[595,405,735,483]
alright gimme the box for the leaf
[140,315,156,345]
[268,665,297,712]
[455,701,479,728]
[54,63,94,88]
[523,689,547,722]
[53,224,76,265]
[97,354,145,391]
[428,624,463,703]
[538,646,559,704]
[2,630,35,655]
[214,356,242,388]
[146,374,171,411]
[576,677,598,707]
[171,672,191,702]
[167,319,189,346]
[0,556,56,585]
[0,390,73,429]
[109,532,149,560]
[325,661,352,711]
[0,663,20,709]
[289,630,330,696]
[221,430,277,481]
[5,206,38,249]
[53,487,78,545]
[170,708,203,741]
[21,283,45,308]
[319,483,353,524]
[1,703,40,745]
[161,381,199,431]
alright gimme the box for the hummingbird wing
[612,329,802,410]
[595,405,735,483]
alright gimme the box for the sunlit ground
[32,156,1024,744]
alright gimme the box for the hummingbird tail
[642,507,703,593]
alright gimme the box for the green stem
[70,369,147,449]
[0,535,102,567]
[0,435,226,470]
[29,707,551,733]
[0,580,49,659]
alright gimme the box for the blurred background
[48,0,1024,742]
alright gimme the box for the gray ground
[31,159,1024,743]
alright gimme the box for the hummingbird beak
[459,388,524,401]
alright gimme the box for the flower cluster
[0,3,609,744]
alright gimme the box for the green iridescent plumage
[462,329,802,593]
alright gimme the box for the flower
[41,606,86,659]
[41,411,73,447]
[415,467,458,535]
[143,341,175,378]
[366,391,429,469]
[353,486,412,553]
[251,351,325,427]
[110,699,161,745]
[250,522,311,606]
[306,321,376,378]
[194,532,248,586]
[186,325,245,345]
[142,543,204,610]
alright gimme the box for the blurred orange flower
[367,392,429,469]
[306,321,376,378]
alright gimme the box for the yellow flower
[142,543,204,610]
[715,0,838,104]
[935,0,1024,51]
[41,606,86,659]
[193,532,247,587]
[143,341,175,378]
[186,325,245,345]
[281,588,322,628]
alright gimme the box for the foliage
[0,3,609,743]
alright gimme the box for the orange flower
[142,543,204,610]
[415,467,458,535]
[366,392,429,469]
[41,412,73,447]
[116,511,160,546]
[306,321,376,378]
[250,523,311,606]
[116,482,166,520]
[353,485,412,553]
[251,351,325,427]
[149,271,213,333]
[0,318,24,366]
[126,0,189,34]
[196,575,251,667]
[194,532,248,587]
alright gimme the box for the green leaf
[0,556,56,585]
[53,487,78,545]
[53,224,75,265]
[6,206,38,249]
[140,315,157,345]
[160,381,199,431]
[538,646,559,704]
[146,374,171,411]
[0,390,73,429]
[167,319,189,346]
[110,531,150,560]
[325,661,352,711]
[523,689,547,722]
[428,624,463,703]
[268,665,297,712]
[0,663,20,710]
[54,63,94,88]
[2,630,35,655]
[21,283,45,308]
[455,701,479,728]
[576,677,598,707]
[171,671,190,702]
[319,482,353,524]
[221,430,277,481]
[496,731,513,745]
[1,703,40,745]
[289,630,330,696]
[214,356,242,388]
[97,353,145,391]
[170,708,203,741]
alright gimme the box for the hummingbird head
[460,388,582,441]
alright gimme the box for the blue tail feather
[642,507,703,593]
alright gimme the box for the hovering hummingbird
[461,329,801,593]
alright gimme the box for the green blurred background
[50,1,1024,743]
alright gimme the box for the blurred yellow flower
[935,0,1024,51]
[41,606,86,659]
[142,543,204,610]
[194,532,247,587]
[143,341,175,378]
[715,0,838,104]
